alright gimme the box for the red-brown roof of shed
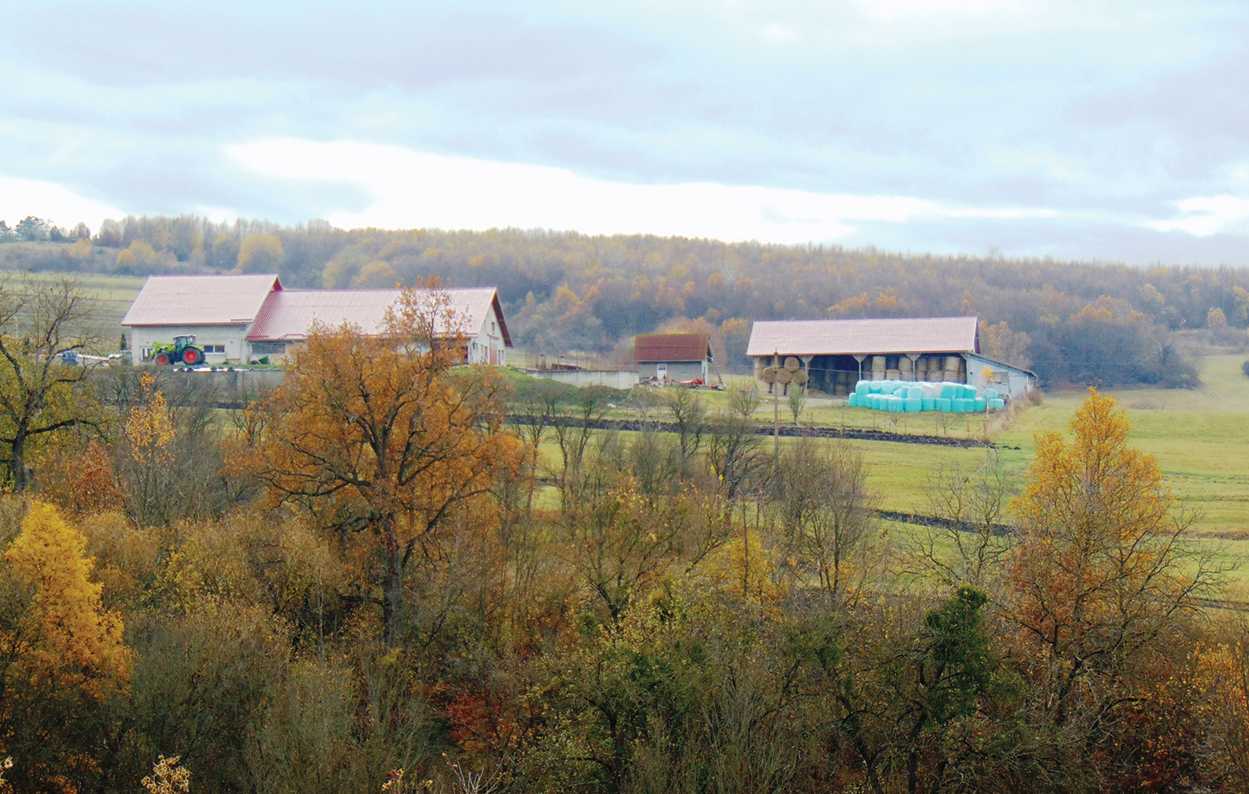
[634,333,712,363]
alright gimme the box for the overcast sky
[3,0,1248,264]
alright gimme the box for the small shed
[634,333,714,383]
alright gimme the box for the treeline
[4,213,1248,385]
[1,278,1248,794]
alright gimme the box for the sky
[3,0,1249,264]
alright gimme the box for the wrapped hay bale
[921,397,936,411]
[904,397,922,412]
[936,398,952,412]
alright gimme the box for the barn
[746,316,1036,399]
[633,333,714,384]
[123,274,512,366]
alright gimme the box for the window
[204,344,226,354]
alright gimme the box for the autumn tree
[236,233,284,274]
[0,276,104,491]
[1005,389,1221,756]
[241,287,522,644]
[0,502,129,792]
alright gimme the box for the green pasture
[519,355,1249,588]
[1,271,145,346]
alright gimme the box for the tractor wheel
[155,352,170,365]
[181,347,201,365]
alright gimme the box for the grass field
[1,271,145,346]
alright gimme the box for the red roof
[634,333,712,363]
[247,287,510,346]
[122,274,282,326]
[746,317,980,357]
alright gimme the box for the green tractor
[151,335,205,366]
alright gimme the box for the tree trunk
[11,433,28,493]
[381,518,404,646]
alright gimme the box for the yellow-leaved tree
[1006,388,1219,730]
[4,502,129,690]
[0,502,129,791]
[239,287,522,644]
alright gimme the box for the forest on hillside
[4,213,1249,386]
[1,276,1248,794]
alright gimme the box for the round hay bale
[872,355,887,369]
[776,368,793,384]
[945,356,962,370]
[793,370,809,386]
[886,369,901,380]
[784,356,801,372]
[761,367,777,384]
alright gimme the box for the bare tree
[0,276,103,491]
[907,450,1016,589]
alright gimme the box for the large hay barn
[746,316,1036,399]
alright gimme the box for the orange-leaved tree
[1006,388,1218,730]
[239,287,522,644]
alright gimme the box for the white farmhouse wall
[129,325,251,364]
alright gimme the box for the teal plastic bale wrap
[963,385,978,399]
[940,384,957,399]
[937,398,952,412]
[973,398,986,412]
[983,387,998,400]
[869,382,883,394]
[855,381,871,396]
[907,386,924,399]
[848,393,859,407]
[921,397,936,411]
[989,398,1005,410]
[904,397,922,412]
[953,398,968,413]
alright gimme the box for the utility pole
[773,350,780,461]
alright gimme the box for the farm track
[507,414,1000,449]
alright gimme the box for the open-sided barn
[122,274,511,366]
[746,316,1036,398]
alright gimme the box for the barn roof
[122,274,282,327]
[634,333,712,363]
[746,316,980,357]
[247,287,511,346]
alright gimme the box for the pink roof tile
[247,287,510,346]
[122,274,282,326]
[746,316,980,357]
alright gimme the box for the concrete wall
[525,369,639,390]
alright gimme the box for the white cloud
[227,137,1063,243]
[1147,195,1249,236]
[0,174,123,230]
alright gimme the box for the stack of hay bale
[847,378,1003,413]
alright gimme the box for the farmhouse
[122,274,512,365]
[746,316,1036,399]
[633,332,714,384]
